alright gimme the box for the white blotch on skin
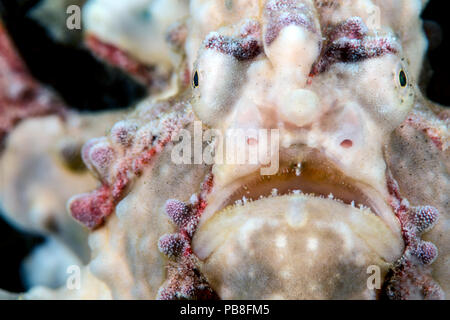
[275,234,287,248]
[307,237,318,251]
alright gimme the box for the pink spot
[247,137,258,146]
[340,139,353,148]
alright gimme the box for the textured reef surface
[0,0,448,300]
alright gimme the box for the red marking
[111,168,129,200]
[405,114,445,151]
[205,35,261,61]
[247,137,258,146]
[383,173,443,299]
[157,173,217,300]
[72,141,159,228]
[310,18,398,76]
[132,137,171,175]
[69,184,114,230]
[0,22,65,144]
[71,114,184,229]
[340,139,353,148]
[183,246,193,257]
[85,34,153,85]
[329,17,367,41]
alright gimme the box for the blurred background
[0,0,449,293]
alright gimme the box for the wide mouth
[225,163,375,212]
[201,159,400,233]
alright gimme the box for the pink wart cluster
[384,173,444,300]
[310,17,399,76]
[157,174,219,300]
[69,102,189,229]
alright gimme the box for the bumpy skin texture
[0,0,448,300]
[385,96,449,297]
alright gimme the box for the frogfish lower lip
[192,193,404,300]
[194,193,403,261]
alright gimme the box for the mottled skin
[0,0,448,300]
[386,95,449,297]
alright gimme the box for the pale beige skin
[83,0,189,71]
[0,0,448,299]
[0,111,124,264]
[386,95,450,295]
[194,195,402,299]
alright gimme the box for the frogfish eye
[399,69,407,87]
[192,70,199,88]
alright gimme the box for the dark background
[0,0,449,293]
